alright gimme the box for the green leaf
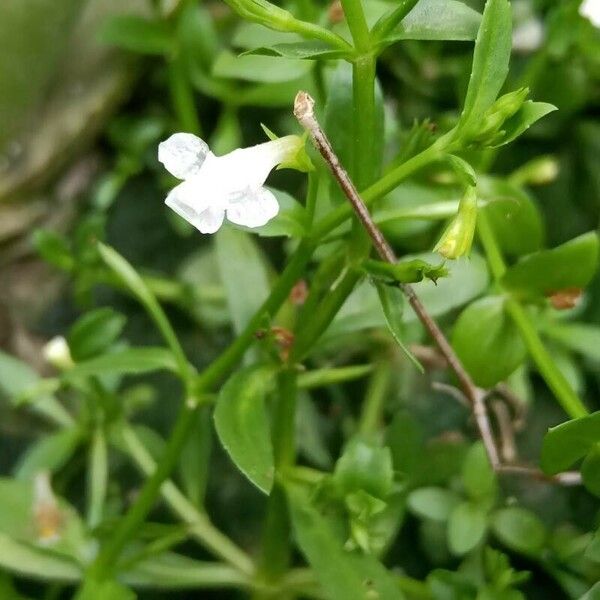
[541,411,600,474]
[287,485,404,600]
[0,532,80,583]
[62,348,178,380]
[0,351,73,427]
[462,442,497,501]
[491,507,546,556]
[460,0,512,130]
[334,439,394,500]
[380,0,482,44]
[452,296,526,388]
[243,40,347,60]
[68,308,126,361]
[407,487,461,522]
[215,228,271,335]
[179,408,211,507]
[479,177,544,257]
[386,411,423,479]
[582,445,600,498]
[214,366,276,494]
[15,428,82,481]
[447,502,488,555]
[32,229,74,271]
[212,51,312,83]
[375,281,424,372]
[542,323,600,362]
[491,101,557,147]
[98,15,172,55]
[501,232,599,298]
[98,244,189,378]
[87,428,108,529]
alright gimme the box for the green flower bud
[511,155,560,186]
[434,186,478,260]
[223,0,297,32]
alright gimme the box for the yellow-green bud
[511,155,560,186]
[434,186,478,259]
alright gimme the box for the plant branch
[294,91,500,467]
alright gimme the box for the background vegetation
[0,0,599,598]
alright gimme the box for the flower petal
[226,187,279,228]
[158,133,211,180]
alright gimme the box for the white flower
[158,132,311,234]
[43,336,73,370]
[580,0,600,27]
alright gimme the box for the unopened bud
[511,156,560,186]
[434,187,478,260]
[43,336,74,370]
[33,472,62,545]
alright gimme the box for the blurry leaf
[98,15,172,55]
[63,348,178,380]
[0,532,80,583]
[232,22,301,49]
[581,445,600,498]
[541,411,600,474]
[479,177,544,257]
[462,442,497,501]
[214,365,276,494]
[452,296,526,388]
[579,583,600,600]
[122,552,246,589]
[98,244,189,377]
[287,485,403,600]
[491,508,546,556]
[0,351,73,427]
[213,51,312,83]
[87,428,108,529]
[15,428,82,481]
[386,411,423,479]
[365,259,448,285]
[75,579,135,600]
[32,230,74,271]
[236,76,314,107]
[447,502,487,555]
[68,308,126,361]
[407,487,461,522]
[233,188,307,238]
[375,281,424,372]
[179,408,211,507]
[501,233,599,298]
[380,0,481,44]
[460,0,512,131]
[542,323,600,362]
[243,40,347,60]
[296,393,332,469]
[215,227,271,335]
[334,439,394,500]
[491,102,557,147]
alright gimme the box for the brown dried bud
[290,279,309,305]
[547,288,582,310]
[328,0,344,23]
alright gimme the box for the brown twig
[294,91,500,467]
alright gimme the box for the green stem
[340,0,371,51]
[119,423,254,574]
[86,240,316,584]
[359,362,391,436]
[477,211,588,419]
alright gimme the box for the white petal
[580,0,600,27]
[195,207,226,234]
[158,133,211,180]
[226,187,279,228]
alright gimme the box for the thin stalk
[359,362,392,436]
[85,239,316,583]
[294,91,500,467]
[340,0,371,51]
[120,424,254,574]
[477,211,588,419]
